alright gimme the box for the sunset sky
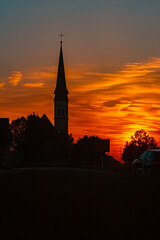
[1,0,160,160]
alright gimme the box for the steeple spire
[54,39,69,101]
[54,37,69,135]
[59,32,64,45]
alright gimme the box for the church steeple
[54,41,69,101]
[54,38,69,134]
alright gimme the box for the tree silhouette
[10,113,71,166]
[71,135,108,168]
[10,113,48,164]
[10,116,27,162]
[122,129,159,163]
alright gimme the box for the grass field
[0,168,160,239]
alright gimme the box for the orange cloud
[8,71,23,86]
[0,83,5,88]
[67,57,160,160]
[24,69,56,80]
[2,57,160,161]
[23,83,45,88]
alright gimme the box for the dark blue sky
[1,0,160,73]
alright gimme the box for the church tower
[54,39,69,134]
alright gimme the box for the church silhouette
[0,37,110,168]
[54,39,69,135]
[0,38,70,167]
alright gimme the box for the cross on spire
[59,32,64,45]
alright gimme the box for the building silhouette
[0,118,9,167]
[54,40,69,135]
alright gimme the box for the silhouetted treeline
[122,129,159,164]
[71,135,104,168]
[10,113,73,167]
[7,113,122,170]
[70,135,121,170]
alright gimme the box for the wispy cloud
[23,83,45,88]
[67,57,160,159]
[2,57,160,160]
[0,83,5,88]
[24,68,57,80]
[8,71,23,86]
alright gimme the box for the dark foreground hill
[0,168,160,240]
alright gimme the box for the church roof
[41,114,55,132]
[54,42,69,101]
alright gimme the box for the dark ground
[0,168,160,240]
